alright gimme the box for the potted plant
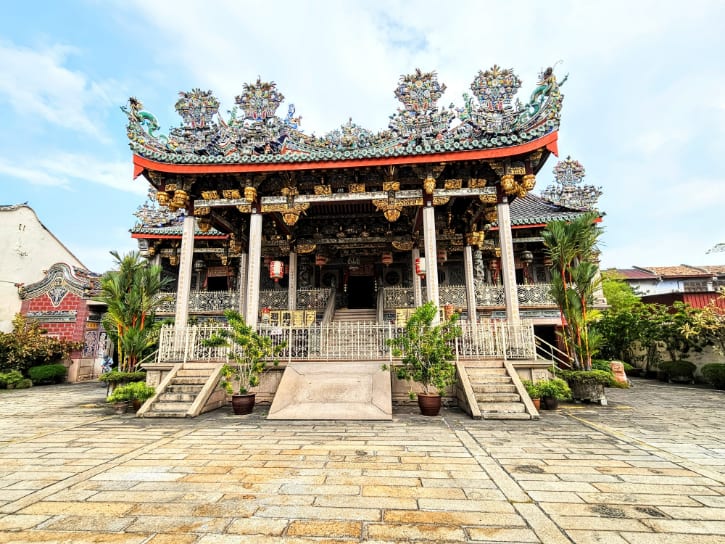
[386,301,462,416]
[522,379,542,410]
[106,385,131,414]
[536,378,571,410]
[203,310,285,415]
[106,381,155,412]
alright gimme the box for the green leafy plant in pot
[385,301,462,416]
[522,379,542,410]
[536,378,571,410]
[203,310,285,415]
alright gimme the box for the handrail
[321,288,336,326]
[534,335,573,370]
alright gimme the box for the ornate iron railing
[296,288,332,309]
[383,287,415,309]
[439,285,467,307]
[259,289,288,310]
[155,290,239,314]
[156,320,536,363]
[516,284,555,306]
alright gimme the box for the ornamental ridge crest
[471,65,522,113]
[175,89,220,129]
[235,78,285,121]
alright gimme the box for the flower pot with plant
[522,379,542,410]
[385,301,462,416]
[536,378,571,410]
[558,369,610,404]
[107,381,155,412]
[203,310,285,415]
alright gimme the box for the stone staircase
[139,363,225,418]
[332,308,377,323]
[461,361,535,420]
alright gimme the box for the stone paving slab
[0,379,723,542]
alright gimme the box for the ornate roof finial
[541,156,602,211]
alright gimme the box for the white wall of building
[0,205,85,332]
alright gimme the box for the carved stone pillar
[497,195,520,322]
[463,244,478,328]
[288,251,297,311]
[422,204,440,316]
[245,212,263,328]
[174,213,195,329]
[412,248,422,307]
[237,252,248,316]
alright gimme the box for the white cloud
[0,154,146,195]
[0,41,116,138]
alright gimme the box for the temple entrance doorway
[347,276,376,309]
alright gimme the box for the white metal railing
[156,320,535,363]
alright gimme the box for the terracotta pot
[417,393,442,416]
[112,401,128,415]
[231,393,256,415]
[532,398,541,410]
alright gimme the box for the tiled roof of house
[701,265,725,275]
[611,268,658,280]
[638,265,712,278]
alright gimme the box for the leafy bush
[28,364,67,385]
[107,381,154,403]
[0,314,82,374]
[658,360,696,382]
[99,371,147,385]
[558,369,612,387]
[701,364,725,389]
[536,378,572,401]
[591,359,613,373]
[0,370,24,389]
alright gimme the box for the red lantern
[315,254,328,267]
[382,252,393,266]
[415,257,426,277]
[270,260,284,282]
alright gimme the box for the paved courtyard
[0,379,723,543]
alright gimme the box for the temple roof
[123,66,567,168]
[636,265,713,278]
[509,193,590,226]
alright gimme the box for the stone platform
[267,361,392,420]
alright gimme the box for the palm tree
[97,251,171,372]
[542,211,603,370]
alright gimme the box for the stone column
[497,195,520,322]
[463,244,478,329]
[288,251,297,311]
[237,251,248,316]
[422,204,440,315]
[412,248,422,307]
[245,212,263,328]
[174,213,195,329]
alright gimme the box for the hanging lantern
[415,257,426,277]
[315,254,328,267]
[381,252,393,266]
[437,249,447,263]
[520,250,534,265]
[270,260,284,282]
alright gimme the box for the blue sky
[1,0,724,273]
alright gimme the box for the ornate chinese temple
[125,65,602,419]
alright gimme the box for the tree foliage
[0,314,82,374]
[542,211,603,370]
[96,251,171,372]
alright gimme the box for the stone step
[176,369,214,377]
[468,375,513,384]
[483,411,532,420]
[151,401,194,412]
[172,377,209,386]
[144,410,190,418]
[477,402,526,413]
[464,361,506,369]
[466,368,508,377]
[166,384,204,394]
[158,392,197,402]
[471,384,517,394]
[475,393,521,403]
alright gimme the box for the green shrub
[536,378,572,401]
[591,360,613,373]
[107,381,154,403]
[0,370,25,389]
[13,378,32,389]
[99,371,147,385]
[559,369,612,387]
[28,364,67,385]
[658,360,696,382]
[701,364,725,389]
[0,314,82,373]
